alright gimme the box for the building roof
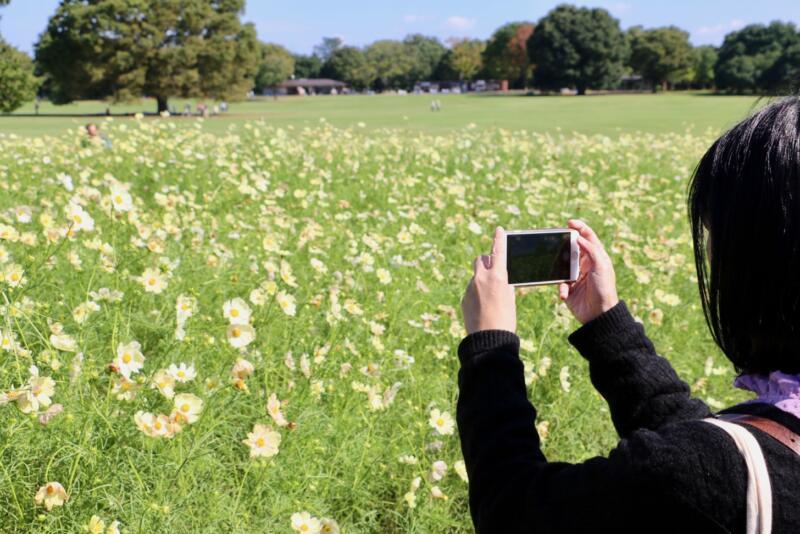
[279,78,347,88]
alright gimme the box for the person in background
[83,123,112,149]
[457,97,800,533]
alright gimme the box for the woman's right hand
[558,220,619,325]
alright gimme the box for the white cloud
[403,14,433,23]
[443,16,476,31]
[696,19,746,37]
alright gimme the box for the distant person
[82,123,112,149]
[457,97,800,532]
[212,104,219,115]
[183,103,192,117]
[34,99,40,115]
[220,101,228,112]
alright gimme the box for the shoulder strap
[704,418,773,534]
[719,414,800,456]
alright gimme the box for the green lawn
[0,92,764,137]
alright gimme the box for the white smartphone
[506,229,580,287]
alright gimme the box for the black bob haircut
[689,96,800,376]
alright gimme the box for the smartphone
[506,229,580,287]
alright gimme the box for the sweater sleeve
[567,300,712,438]
[456,327,743,533]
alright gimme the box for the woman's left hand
[461,227,517,335]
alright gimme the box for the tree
[482,22,535,88]
[313,37,343,62]
[35,0,259,113]
[692,46,718,88]
[254,43,294,93]
[447,38,485,81]
[528,5,627,95]
[0,38,39,112]
[365,40,414,90]
[294,55,322,79]
[628,26,693,91]
[762,42,800,93]
[715,22,800,93]
[403,34,447,84]
[320,46,373,90]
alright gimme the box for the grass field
[0,92,764,137]
[0,97,756,532]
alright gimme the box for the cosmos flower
[173,393,203,424]
[167,362,196,383]
[290,511,321,534]
[115,341,145,379]
[243,423,281,458]
[223,298,252,325]
[429,408,455,436]
[34,481,68,511]
[109,185,133,211]
[139,268,167,294]
[226,324,255,349]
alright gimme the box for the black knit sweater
[456,301,800,533]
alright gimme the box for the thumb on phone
[491,226,507,270]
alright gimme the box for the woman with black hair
[458,96,800,533]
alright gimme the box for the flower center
[114,195,123,204]
[181,403,190,412]
[148,278,157,286]
[177,371,185,377]
[232,327,241,338]
[122,353,132,364]
[10,273,20,282]
[46,485,55,495]
[230,309,239,317]
[256,437,265,447]
[437,418,444,427]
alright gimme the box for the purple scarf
[734,371,800,419]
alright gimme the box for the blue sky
[1,0,798,56]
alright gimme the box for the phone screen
[507,232,572,285]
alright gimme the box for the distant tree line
[0,1,798,113]
[261,5,799,96]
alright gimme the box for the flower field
[0,118,746,533]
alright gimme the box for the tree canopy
[447,38,485,81]
[403,34,447,85]
[628,26,693,91]
[691,46,718,88]
[0,38,39,112]
[528,5,626,94]
[365,40,414,90]
[715,22,800,92]
[254,43,294,93]
[321,46,373,90]
[482,22,534,88]
[294,55,322,79]
[35,0,259,112]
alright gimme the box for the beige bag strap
[704,418,772,534]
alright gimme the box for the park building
[275,78,348,96]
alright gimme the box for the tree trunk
[661,80,668,92]
[577,86,586,95]
[156,96,168,114]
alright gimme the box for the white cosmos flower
[110,185,133,211]
[50,333,77,352]
[115,341,144,379]
[231,357,255,379]
[167,362,196,383]
[429,408,455,436]
[176,294,197,319]
[454,460,469,482]
[276,292,296,316]
[173,393,203,424]
[267,393,288,427]
[139,268,167,294]
[66,203,94,232]
[243,423,282,458]
[226,324,255,349]
[151,369,176,399]
[290,512,321,534]
[223,298,251,325]
[34,481,68,511]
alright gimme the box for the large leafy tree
[482,22,534,88]
[528,5,626,94]
[692,46,718,88]
[447,38,485,81]
[254,43,294,93]
[0,38,40,112]
[35,0,259,113]
[320,46,373,90]
[365,40,414,90]
[403,34,447,84]
[628,26,693,91]
[294,55,322,79]
[714,22,800,93]
[313,37,343,62]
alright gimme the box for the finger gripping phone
[506,229,580,286]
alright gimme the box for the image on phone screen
[507,232,572,285]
